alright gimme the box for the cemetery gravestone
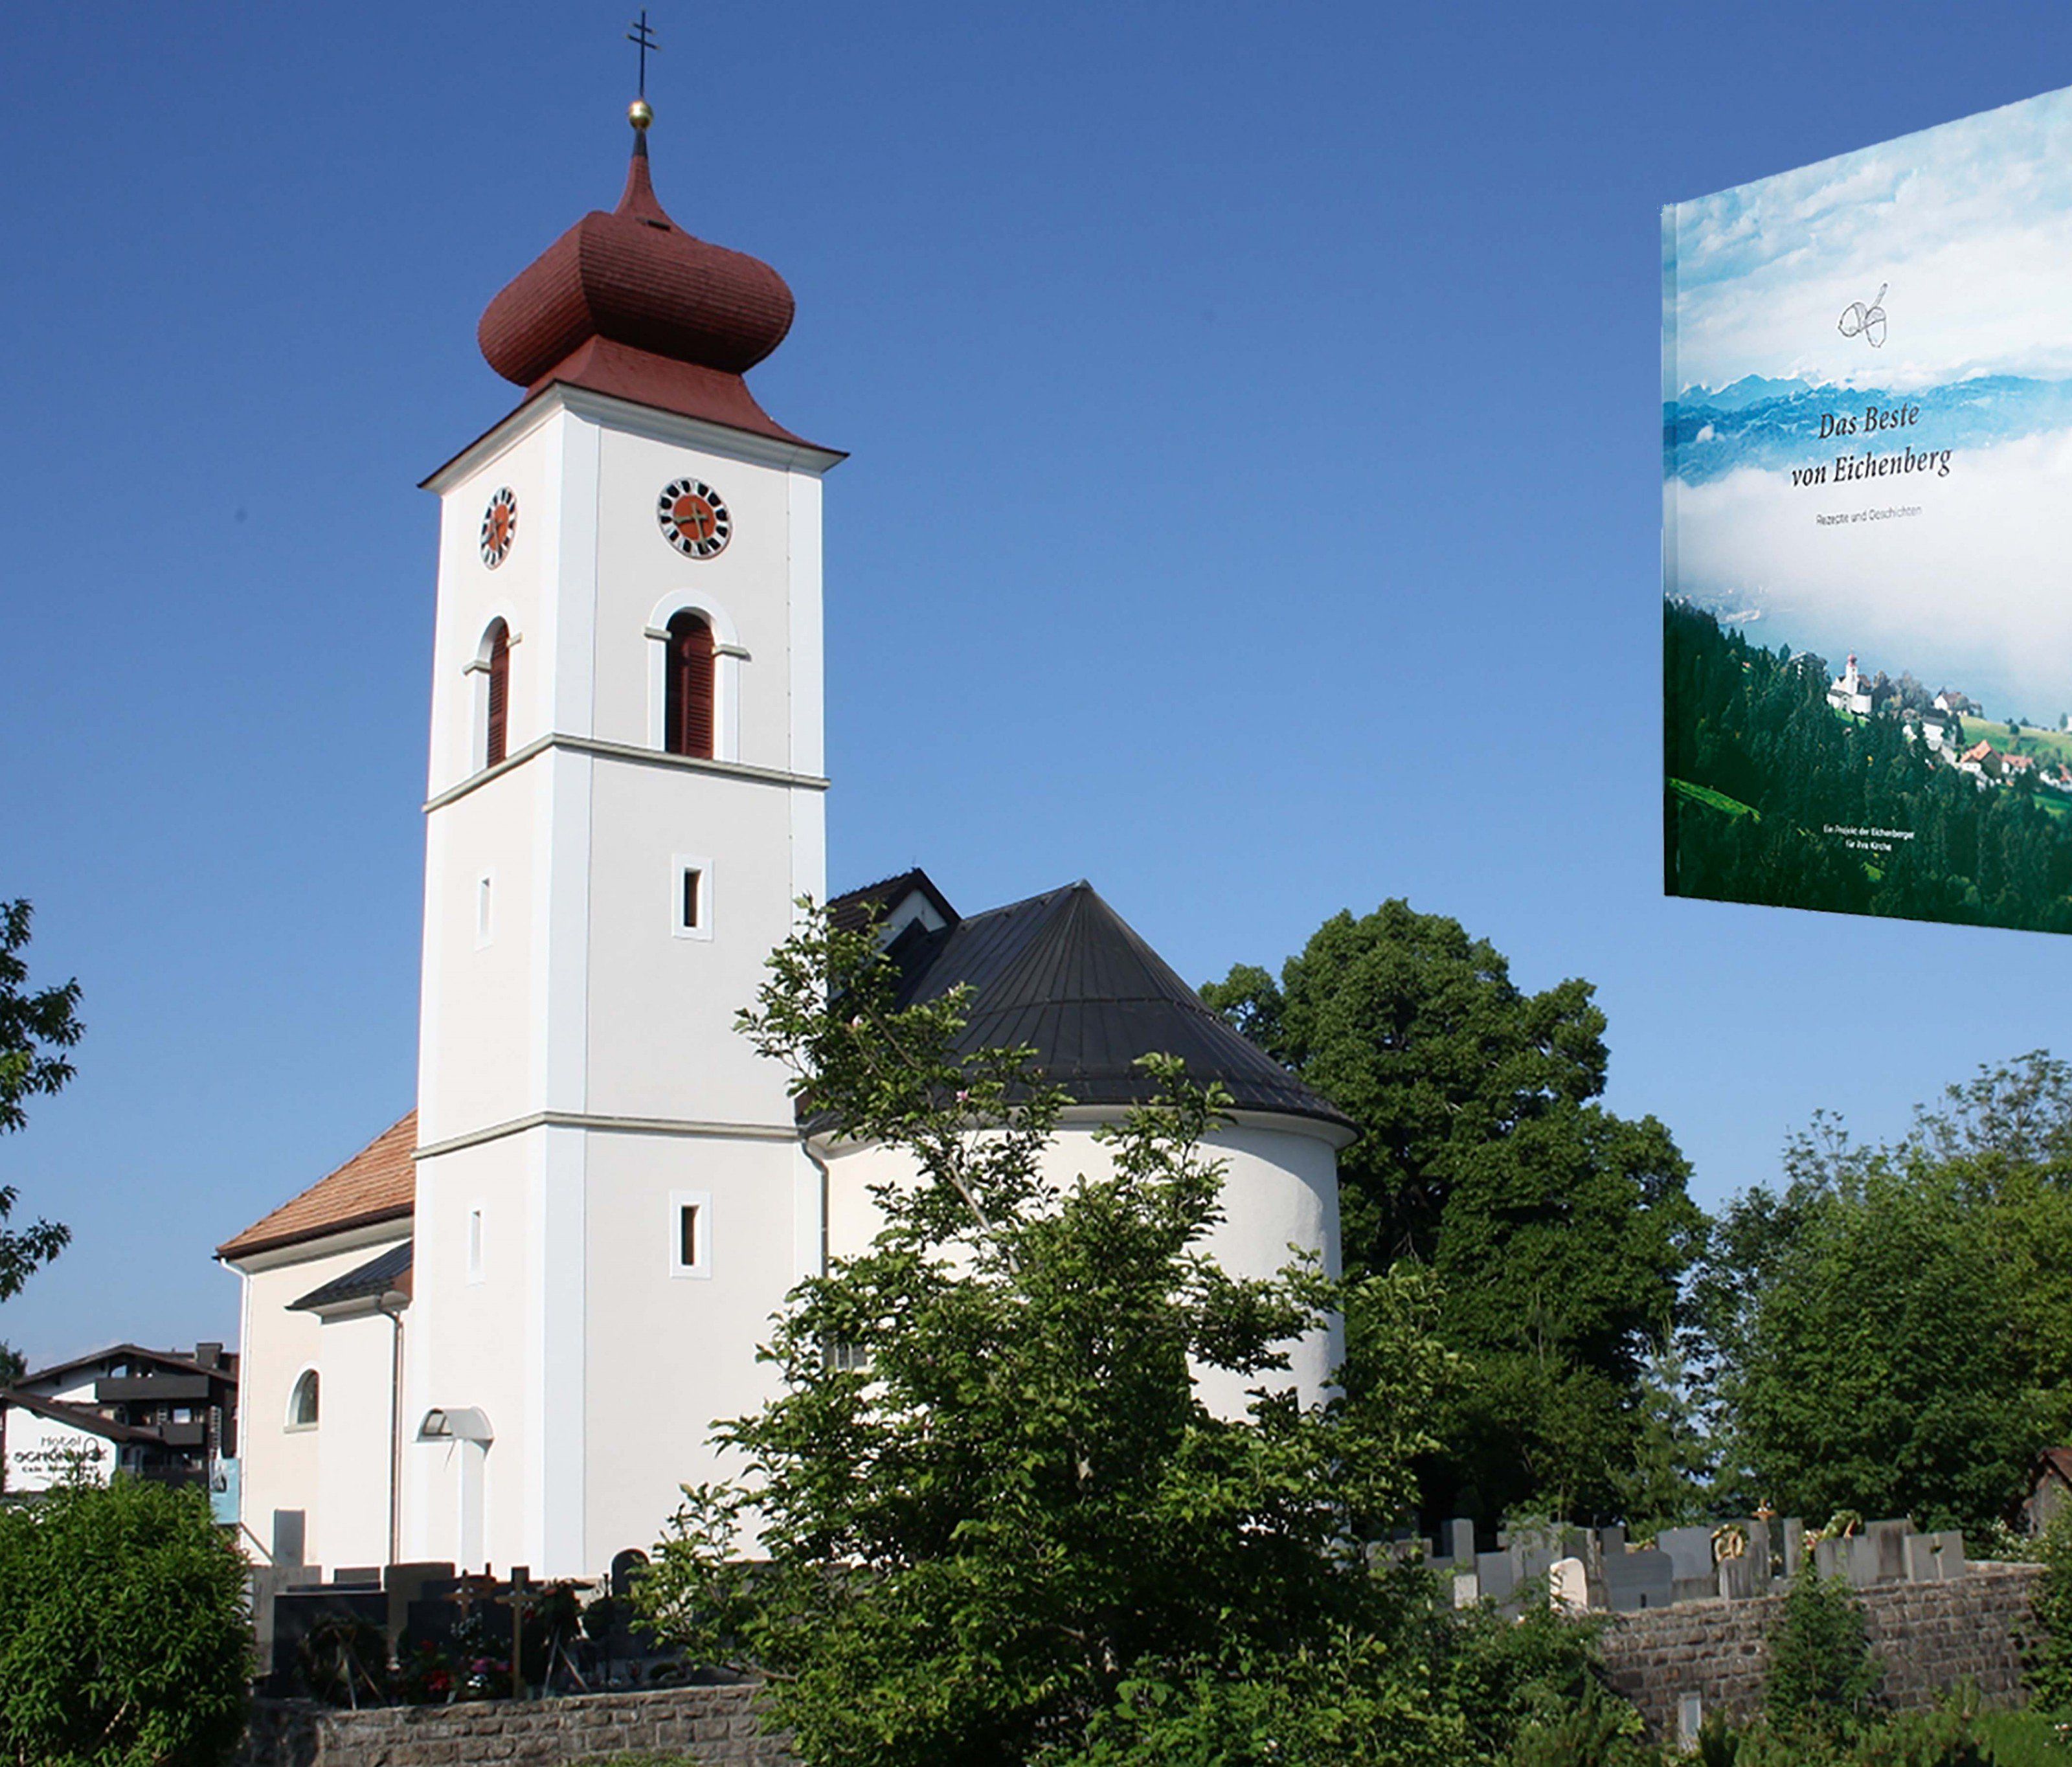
[1603,1548,1674,1612]
[1656,1527,1718,1604]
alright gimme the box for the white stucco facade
[233,1225,411,1569]
[823,1112,1347,1417]
[399,390,836,1578]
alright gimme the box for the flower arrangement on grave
[393,1639,456,1705]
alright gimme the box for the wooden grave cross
[499,1569,546,1701]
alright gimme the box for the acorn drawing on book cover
[1839,283,1889,347]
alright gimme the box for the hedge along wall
[236,1683,797,1767]
[1597,1562,2045,1739]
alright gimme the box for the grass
[1999,726,2072,767]
[1824,700,2072,763]
[1669,778,1761,819]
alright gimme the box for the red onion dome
[479,136,795,387]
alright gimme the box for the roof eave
[289,1287,412,1320]
[421,377,844,495]
[14,1342,237,1390]
[216,1206,416,1270]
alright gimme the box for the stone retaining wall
[240,1565,2049,1761]
[1598,1561,2045,1739]
[238,1684,796,1767]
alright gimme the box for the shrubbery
[2027,1505,2072,1711]
[0,1478,251,1766]
[1765,1559,1882,1737]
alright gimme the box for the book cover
[1663,87,2072,933]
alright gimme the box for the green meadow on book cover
[1663,86,2072,934]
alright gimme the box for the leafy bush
[1766,1559,1882,1737]
[1441,1596,1616,1759]
[1507,1693,1661,1767]
[1712,1704,1998,1767]
[1048,1592,1667,1767]
[0,1478,251,1766]
[2028,1505,2072,1711]
[1046,1627,1466,1767]
[1846,1705,1995,1767]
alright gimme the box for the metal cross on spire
[627,10,661,99]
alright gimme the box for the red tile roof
[216,1112,416,1261]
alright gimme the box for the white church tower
[404,104,840,1578]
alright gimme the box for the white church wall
[824,1114,1346,1415]
[581,1129,809,1564]
[235,1230,409,1570]
[315,1308,403,1572]
[425,416,557,799]
[406,1134,535,1574]
[2,1406,114,1494]
[589,423,817,772]
[582,760,812,1126]
[416,766,539,1149]
[785,472,824,783]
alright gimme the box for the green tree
[1201,901,1704,1527]
[1764,1560,1881,1740]
[2026,1505,2072,1713]
[631,906,1461,1767]
[0,899,80,1375]
[1700,1068,2054,1533]
[0,1478,251,1766]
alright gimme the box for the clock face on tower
[658,478,732,559]
[479,488,518,568]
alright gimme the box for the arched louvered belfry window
[484,619,511,768]
[664,611,715,759]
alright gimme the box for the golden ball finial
[628,98,653,131]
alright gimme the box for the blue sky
[8,2,2072,1369]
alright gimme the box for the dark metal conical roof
[884,881,1351,1134]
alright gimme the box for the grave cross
[499,1570,546,1701]
[441,1567,500,1624]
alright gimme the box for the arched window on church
[483,620,511,768]
[288,1369,320,1430]
[664,611,715,759]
